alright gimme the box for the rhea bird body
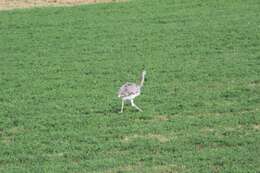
[118,70,146,113]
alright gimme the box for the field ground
[0,0,123,10]
[0,0,260,172]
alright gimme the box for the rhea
[118,70,146,113]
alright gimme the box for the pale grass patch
[46,152,65,157]
[1,127,27,145]
[149,164,185,173]
[2,136,14,144]
[105,149,128,157]
[224,125,249,132]
[211,165,222,173]
[132,115,170,124]
[224,127,237,131]
[147,134,170,143]
[186,108,260,117]
[200,127,214,133]
[122,133,170,143]
[154,115,170,121]
[8,126,25,134]
[135,115,170,123]
[248,80,260,88]
[104,164,136,173]
[253,124,260,130]
[103,164,185,173]
[201,125,249,134]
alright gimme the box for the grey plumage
[118,82,141,98]
[118,70,146,113]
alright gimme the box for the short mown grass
[0,0,260,172]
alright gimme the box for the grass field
[0,0,260,172]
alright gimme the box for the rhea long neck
[139,73,145,88]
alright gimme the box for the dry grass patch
[201,125,250,135]
[155,115,170,121]
[147,134,170,143]
[200,127,215,134]
[249,80,260,88]
[45,152,65,158]
[104,164,185,173]
[253,124,260,130]
[1,127,27,144]
[104,164,136,173]
[0,0,125,11]
[1,136,14,144]
[185,108,260,118]
[122,133,170,143]
[8,126,24,134]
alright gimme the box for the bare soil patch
[0,0,124,11]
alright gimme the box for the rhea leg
[131,100,143,112]
[119,100,124,113]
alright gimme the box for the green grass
[0,0,260,172]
